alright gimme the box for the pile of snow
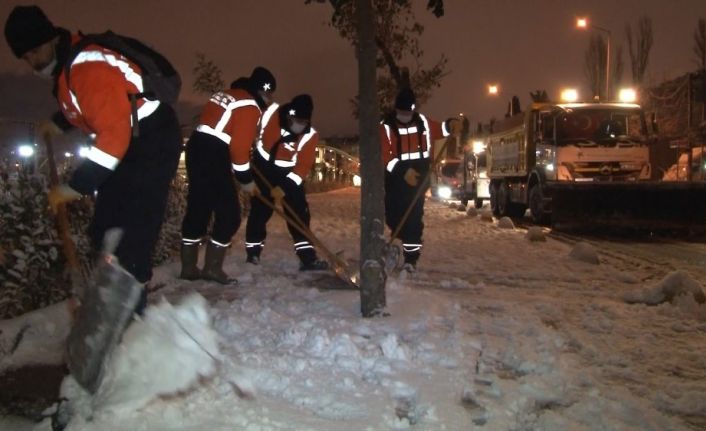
[56,294,220,430]
[569,242,600,265]
[0,301,72,372]
[623,270,706,320]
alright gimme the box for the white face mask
[396,112,413,124]
[33,57,57,79]
[290,121,307,134]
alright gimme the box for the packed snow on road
[1,187,705,431]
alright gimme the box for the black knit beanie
[4,5,57,58]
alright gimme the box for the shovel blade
[65,254,142,393]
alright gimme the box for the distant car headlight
[352,174,361,187]
[437,185,453,199]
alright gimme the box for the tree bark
[356,0,386,317]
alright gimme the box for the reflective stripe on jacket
[256,104,319,185]
[380,113,448,173]
[55,34,157,171]
[194,88,261,172]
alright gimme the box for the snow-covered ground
[2,187,706,431]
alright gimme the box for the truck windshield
[440,162,460,177]
[555,108,645,146]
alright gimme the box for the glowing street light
[618,88,637,103]
[576,16,611,100]
[487,84,499,96]
[18,144,34,158]
[560,88,579,102]
[472,140,486,155]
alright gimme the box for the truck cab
[535,103,651,183]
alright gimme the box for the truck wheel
[489,182,500,216]
[460,193,469,206]
[498,181,526,218]
[529,185,550,224]
[474,198,483,209]
[497,182,511,216]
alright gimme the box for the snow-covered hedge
[0,172,76,318]
[0,171,186,319]
[152,175,187,266]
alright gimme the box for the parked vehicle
[484,98,706,233]
[459,148,490,208]
[431,158,461,200]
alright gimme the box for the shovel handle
[43,132,85,298]
[249,168,354,286]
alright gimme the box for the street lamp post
[577,17,611,100]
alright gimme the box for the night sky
[0,0,704,136]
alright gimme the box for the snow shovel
[383,138,450,272]
[250,165,359,289]
[65,228,143,394]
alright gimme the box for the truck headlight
[437,185,452,199]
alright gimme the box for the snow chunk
[479,210,494,222]
[526,226,546,242]
[379,333,408,361]
[569,242,600,265]
[497,216,515,229]
[623,270,706,306]
[466,207,478,217]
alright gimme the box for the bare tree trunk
[356,0,387,317]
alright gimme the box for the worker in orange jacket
[4,6,181,309]
[179,67,276,284]
[380,87,457,271]
[245,94,328,271]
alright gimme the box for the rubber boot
[402,249,420,273]
[179,243,201,280]
[298,249,329,271]
[202,241,237,284]
[246,244,262,265]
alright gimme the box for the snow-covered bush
[0,169,186,318]
[0,171,75,318]
[152,175,187,266]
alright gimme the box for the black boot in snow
[402,248,420,272]
[202,241,237,285]
[246,245,262,265]
[179,243,201,280]
[299,259,330,271]
[298,249,330,271]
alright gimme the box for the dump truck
[485,100,706,234]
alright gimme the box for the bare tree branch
[625,16,653,85]
[694,18,706,70]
